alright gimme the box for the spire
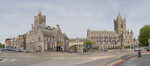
[119,10,120,15]
[131,30,133,33]
[38,10,42,16]
[117,11,123,20]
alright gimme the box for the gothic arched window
[38,36,41,41]
[121,22,123,29]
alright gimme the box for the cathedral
[87,13,135,50]
[26,11,69,52]
[5,11,136,52]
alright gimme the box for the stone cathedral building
[87,13,134,50]
[26,11,69,52]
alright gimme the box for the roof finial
[117,10,123,20]
[38,10,42,16]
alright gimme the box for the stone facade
[26,11,69,52]
[69,38,85,53]
[87,13,135,50]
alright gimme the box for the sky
[0,0,150,43]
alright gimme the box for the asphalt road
[119,53,150,66]
[75,57,119,66]
[0,51,120,66]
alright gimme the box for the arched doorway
[38,46,42,52]
[56,46,62,51]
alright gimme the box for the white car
[135,47,141,51]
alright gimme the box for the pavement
[119,52,150,66]
[107,50,150,66]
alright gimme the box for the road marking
[10,59,17,62]
[0,59,8,62]
[107,59,122,66]
[0,59,18,62]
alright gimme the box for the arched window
[38,36,41,41]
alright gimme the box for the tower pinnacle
[38,10,42,16]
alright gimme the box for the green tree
[0,43,5,48]
[83,40,93,51]
[73,46,77,52]
[138,24,150,46]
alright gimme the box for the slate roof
[40,28,57,37]
[88,30,117,35]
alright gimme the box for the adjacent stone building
[87,13,135,50]
[26,11,69,52]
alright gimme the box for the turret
[114,11,126,34]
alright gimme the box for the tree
[0,43,5,48]
[138,24,150,46]
[83,40,93,51]
[73,46,77,53]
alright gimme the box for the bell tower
[34,11,46,28]
[114,12,126,34]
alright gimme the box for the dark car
[145,46,150,51]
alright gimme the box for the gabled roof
[40,28,57,37]
[62,33,69,39]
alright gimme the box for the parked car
[3,48,9,51]
[15,49,19,52]
[145,46,150,51]
[21,49,30,53]
[10,48,16,51]
[135,47,141,51]
[102,49,107,52]
[0,48,4,51]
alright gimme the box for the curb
[107,54,137,66]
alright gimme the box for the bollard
[138,50,141,57]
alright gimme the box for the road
[119,53,150,66]
[0,51,123,66]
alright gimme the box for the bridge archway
[69,44,83,53]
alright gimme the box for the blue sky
[0,0,150,43]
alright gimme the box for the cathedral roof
[40,28,57,37]
[88,30,117,35]
[62,33,69,39]
[36,24,43,29]
[40,26,68,38]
